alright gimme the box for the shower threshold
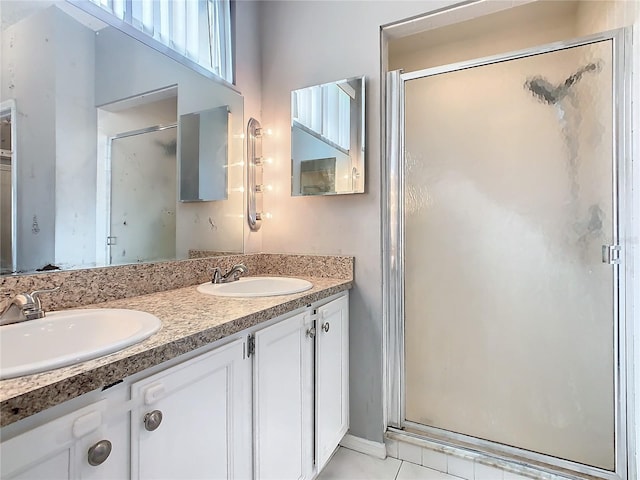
[386,427,609,480]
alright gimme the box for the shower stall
[107,124,177,266]
[385,29,631,479]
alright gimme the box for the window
[90,0,233,83]
[292,83,351,152]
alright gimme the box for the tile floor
[317,447,462,480]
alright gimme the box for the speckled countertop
[0,275,351,427]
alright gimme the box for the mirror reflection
[107,110,177,266]
[180,105,230,202]
[0,1,244,275]
[291,76,365,196]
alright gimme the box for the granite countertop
[0,276,351,427]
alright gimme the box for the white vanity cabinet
[0,338,252,480]
[1,291,349,480]
[130,337,252,480]
[253,310,315,480]
[0,396,129,480]
[253,292,349,479]
[315,294,349,472]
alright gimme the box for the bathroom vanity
[0,269,351,480]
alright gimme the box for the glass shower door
[403,39,616,470]
[109,126,177,265]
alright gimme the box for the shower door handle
[602,245,620,265]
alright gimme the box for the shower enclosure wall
[385,29,631,480]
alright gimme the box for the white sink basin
[197,276,313,297]
[0,309,161,380]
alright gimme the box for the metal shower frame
[383,28,633,480]
[105,123,177,264]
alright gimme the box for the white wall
[53,8,96,270]
[257,0,458,443]
[1,6,97,272]
[235,0,263,254]
[1,7,56,272]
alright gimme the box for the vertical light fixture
[247,118,263,231]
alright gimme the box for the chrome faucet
[211,264,249,284]
[0,287,60,326]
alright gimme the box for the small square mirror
[291,76,365,196]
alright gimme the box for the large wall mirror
[0,0,244,275]
[291,76,365,196]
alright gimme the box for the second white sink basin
[0,308,161,380]
[197,276,313,297]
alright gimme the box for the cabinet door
[254,311,314,480]
[1,420,74,480]
[1,398,128,480]
[76,401,129,480]
[131,338,251,480]
[315,294,349,471]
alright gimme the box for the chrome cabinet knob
[306,327,316,338]
[144,410,163,431]
[87,439,112,466]
[321,322,330,333]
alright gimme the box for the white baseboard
[339,433,387,460]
